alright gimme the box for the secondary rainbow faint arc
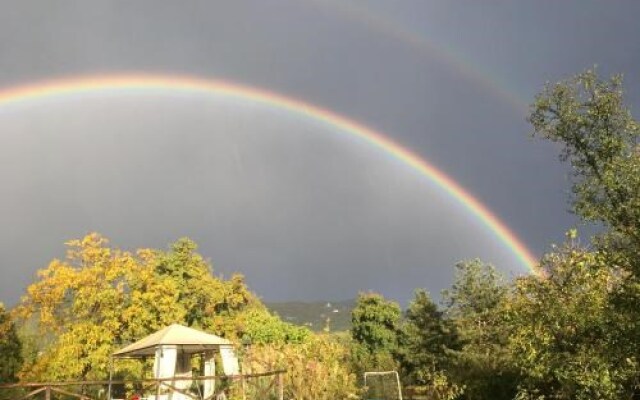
[0,74,538,272]
[308,0,530,114]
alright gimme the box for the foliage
[529,69,640,271]
[13,233,257,381]
[238,308,310,345]
[350,292,402,373]
[442,260,519,400]
[397,289,462,400]
[0,303,22,383]
[527,69,640,398]
[243,335,359,400]
[443,260,508,323]
[506,237,635,400]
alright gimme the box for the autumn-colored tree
[244,335,359,400]
[146,238,256,336]
[14,233,257,381]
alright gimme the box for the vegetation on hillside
[266,299,355,332]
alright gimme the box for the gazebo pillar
[153,345,178,380]
[203,351,216,399]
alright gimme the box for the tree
[148,237,256,336]
[239,308,310,345]
[442,260,519,400]
[13,233,257,381]
[529,69,640,272]
[0,303,22,383]
[244,335,359,400]
[442,260,507,323]
[350,292,401,373]
[397,289,462,400]
[505,235,635,400]
[528,69,640,397]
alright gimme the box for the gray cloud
[1,95,522,303]
[0,0,639,304]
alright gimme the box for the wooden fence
[0,370,286,400]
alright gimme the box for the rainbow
[308,0,529,114]
[0,74,538,272]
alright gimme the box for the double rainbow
[0,74,538,272]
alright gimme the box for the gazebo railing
[0,370,286,400]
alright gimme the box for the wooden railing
[0,370,286,400]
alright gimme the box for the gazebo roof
[113,324,231,357]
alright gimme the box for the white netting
[364,371,402,400]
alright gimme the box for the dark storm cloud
[0,95,517,303]
[0,1,639,304]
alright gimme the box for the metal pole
[107,357,114,400]
[394,371,403,400]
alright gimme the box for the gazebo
[0,324,285,400]
[109,324,239,400]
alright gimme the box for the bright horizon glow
[0,74,539,273]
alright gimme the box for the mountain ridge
[265,299,355,332]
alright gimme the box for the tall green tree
[529,69,640,397]
[442,260,519,400]
[529,69,640,271]
[442,260,507,323]
[0,303,22,383]
[397,289,462,400]
[350,292,401,373]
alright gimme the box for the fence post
[45,386,51,400]
[277,372,284,400]
[240,374,246,400]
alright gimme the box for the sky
[1,1,639,305]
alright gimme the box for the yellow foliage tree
[14,233,257,382]
[242,335,360,400]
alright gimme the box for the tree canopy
[506,238,633,399]
[397,289,462,400]
[350,292,402,373]
[529,69,640,271]
[13,233,261,381]
[519,69,640,399]
[442,261,517,400]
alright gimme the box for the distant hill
[266,299,355,332]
